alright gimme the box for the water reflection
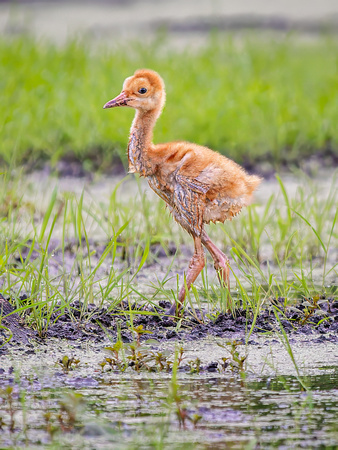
[0,371,337,448]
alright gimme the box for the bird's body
[146,141,259,235]
[104,69,261,315]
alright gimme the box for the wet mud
[47,296,338,343]
[1,295,337,355]
[1,168,337,354]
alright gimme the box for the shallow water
[1,171,337,447]
[0,355,337,449]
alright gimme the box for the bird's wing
[173,174,209,236]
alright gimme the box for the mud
[1,303,338,378]
[1,294,337,355]
[46,296,337,342]
[1,168,337,352]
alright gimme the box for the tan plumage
[104,69,261,315]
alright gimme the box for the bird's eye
[138,87,147,94]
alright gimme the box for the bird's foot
[214,258,230,290]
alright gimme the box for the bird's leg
[167,236,205,317]
[201,231,230,291]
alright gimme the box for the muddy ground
[0,330,337,449]
[0,300,337,382]
[1,293,337,371]
[1,168,337,362]
[2,290,338,345]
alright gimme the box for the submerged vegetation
[1,34,338,169]
[1,360,337,448]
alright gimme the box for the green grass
[0,169,337,335]
[1,33,338,169]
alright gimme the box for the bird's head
[103,69,166,115]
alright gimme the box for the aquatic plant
[57,355,81,373]
[217,340,247,374]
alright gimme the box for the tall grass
[1,34,337,169]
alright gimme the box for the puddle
[0,337,338,448]
[0,368,337,448]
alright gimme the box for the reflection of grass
[1,34,337,168]
[0,363,336,448]
[0,169,337,334]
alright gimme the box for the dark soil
[2,296,337,353]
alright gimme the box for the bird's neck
[128,109,158,175]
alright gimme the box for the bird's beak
[103,91,129,109]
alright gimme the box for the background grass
[1,33,338,169]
